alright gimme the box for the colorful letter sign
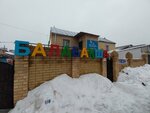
[72,47,80,57]
[95,49,103,58]
[14,40,109,59]
[61,46,71,58]
[88,49,95,59]
[49,44,60,57]
[81,48,89,58]
[31,43,46,56]
[15,40,30,56]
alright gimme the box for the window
[79,41,83,50]
[106,45,109,51]
[63,39,70,47]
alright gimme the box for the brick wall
[132,59,145,67]
[28,57,103,90]
[79,59,101,74]
[119,64,128,72]
[28,57,72,90]
[14,56,28,103]
[14,55,104,103]
[14,51,148,104]
[119,52,148,71]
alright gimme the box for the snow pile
[9,65,150,113]
[118,64,150,85]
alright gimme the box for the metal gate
[107,58,113,82]
[148,55,150,64]
[0,62,14,109]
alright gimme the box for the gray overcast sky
[0,0,150,49]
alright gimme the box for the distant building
[116,44,150,59]
[0,46,14,65]
[50,27,116,50]
[0,51,14,65]
[0,47,8,54]
[9,49,14,53]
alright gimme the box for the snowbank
[9,65,150,113]
[118,64,150,85]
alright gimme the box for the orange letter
[31,43,46,56]
[81,48,89,58]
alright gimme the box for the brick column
[100,59,106,77]
[142,54,148,64]
[14,56,29,104]
[71,58,80,78]
[111,51,119,81]
[126,52,133,67]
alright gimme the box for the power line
[0,41,13,43]
[0,22,49,36]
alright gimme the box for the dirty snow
[9,65,150,113]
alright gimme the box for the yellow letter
[80,48,89,58]
[31,43,46,56]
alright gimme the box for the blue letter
[15,40,30,56]
[72,47,80,57]
[95,49,103,58]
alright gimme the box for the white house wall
[118,48,142,59]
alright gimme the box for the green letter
[61,46,71,58]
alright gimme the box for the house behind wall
[98,38,116,51]
[50,27,116,50]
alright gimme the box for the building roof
[98,38,116,44]
[116,44,133,50]
[51,27,78,37]
[74,32,99,38]
[5,52,14,56]
[124,44,147,50]
[50,27,116,44]
[116,44,149,52]
[116,44,146,50]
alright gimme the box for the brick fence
[14,56,107,103]
[13,51,148,104]
[119,52,148,71]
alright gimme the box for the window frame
[63,39,70,47]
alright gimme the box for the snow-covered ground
[9,65,150,113]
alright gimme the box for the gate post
[111,51,119,81]
[142,54,148,64]
[126,52,133,66]
[100,58,106,77]
[14,56,29,104]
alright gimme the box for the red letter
[49,44,60,57]
[103,50,109,58]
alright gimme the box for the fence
[119,52,147,71]
[13,50,148,104]
[14,56,106,103]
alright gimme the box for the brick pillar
[142,54,148,64]
[126,52,133,66]
[71,58,80,78]
[14,56,29,104]
[100,59,106,77]
[111,51,119,81]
